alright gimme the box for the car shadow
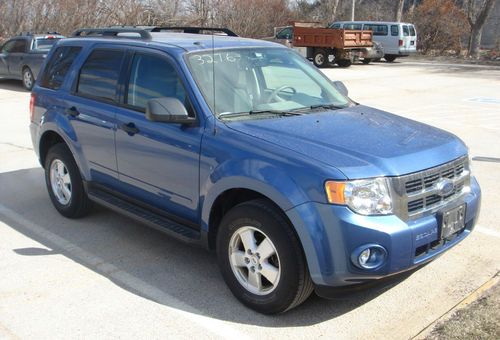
[0,78,27,92]
[0,167,418,327]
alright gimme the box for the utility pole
[351,0,355,21]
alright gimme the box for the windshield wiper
[248,109,303,116]
[309,103,346,110]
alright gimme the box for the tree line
[0,0,496,58]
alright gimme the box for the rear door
[0,40,16,76]
[66,47,125,184]
[408,25,417,52]
[6,39,28,77]
[114,49,203,223]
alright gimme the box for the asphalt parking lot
[1,60,499,339]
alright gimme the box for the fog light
[351,244,387,270]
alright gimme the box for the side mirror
[333,81,349,97]
[146,97,195,124]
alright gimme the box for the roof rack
[150,26,238,37]
[71,28,152,40]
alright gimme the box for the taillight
[30,93,36,123]
[399,39,403,46]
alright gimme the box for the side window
[40,46,82,90]
[345,24,362,30]
[330,24,342,29]
[403,25,410,37]
[126,53,188,113]
[276,27,292,40]
[77,49,124,102]
[409,25,416,36]
[391,25,399,36]
[364,24,388,36]
[12,39,27,53]
[1,40,16,53]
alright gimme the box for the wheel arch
[39,130,66,168]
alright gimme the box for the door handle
[65,106,80,117]
[120,122,139,136]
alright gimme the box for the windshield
[34,38,62,51]
[186,48,351,118]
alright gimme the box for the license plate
[440,204,466,239]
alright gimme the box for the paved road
[1,61,499,339]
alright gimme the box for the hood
[226,105,467,179]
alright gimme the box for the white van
[329,21,417,62]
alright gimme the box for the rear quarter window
[403,25,410,37]
[76,49,125,102]
[40,46,82,90]
[391,25,399,36]
[409,25,416,36]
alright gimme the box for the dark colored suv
[29,27,481,314]
[0,33,64,90]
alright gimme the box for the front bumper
[286,176,481,291]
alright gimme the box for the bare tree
[464,0,496,58]
[395,0,405,22]
[325,0,341,23]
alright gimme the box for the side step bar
[87,188,201,244]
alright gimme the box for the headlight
[325,177,393,215]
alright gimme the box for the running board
[88,188,201,244]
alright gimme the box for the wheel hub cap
[49,159,72,205]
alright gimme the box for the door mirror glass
[333,81,348,97]
[146,97,195,124]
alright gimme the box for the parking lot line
[0,203,250,340]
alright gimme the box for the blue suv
[29,27,481,314]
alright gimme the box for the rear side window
[77,49,124,102]
[403,25,410,37]
[363,24,388,36]
[409,25,416,36]
[391,25,399,36]
[40,46,82,90]
[126,53,187,112]
[345,24,362,30]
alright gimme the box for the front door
[0,40,16,76]
[114,50,203,223]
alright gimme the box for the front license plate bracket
[439,204,466,240]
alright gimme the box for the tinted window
[403,25,410,37]
[391,25,399,36]
[11,39,27,53]
[40,46,82,90]
[409,25,416,36]
[363,24,388,36]
[1,40,16,53]
[345,24,362,30]
[34,38,62,51]
[126,54,187,112]
[330,24,341,29]
[77,49,124,102]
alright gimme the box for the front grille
[393,156,470,220]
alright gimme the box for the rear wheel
[313,49,328,68]
[22,67,34,91]
[216,199,313,314]
[384,55,397,62]
[45,143,92,218]
[336,59,352,68]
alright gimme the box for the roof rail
[150,26,238,37]
[71,28,152,40]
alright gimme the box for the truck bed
[292,22,373,49]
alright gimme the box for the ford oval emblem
[436,179,454,196]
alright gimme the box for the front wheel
[362,58,372,64]
[336,59,352,68]
[216,199,313,314]
[384,55,397,62]
[22,67,34,91]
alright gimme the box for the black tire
[336,59,352,68]
[313,49,328,68]
[44,143,92,218]
[384,55,397,62]
[216,199,313,314]
[22,67,34,91]
[362,58,372,64]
